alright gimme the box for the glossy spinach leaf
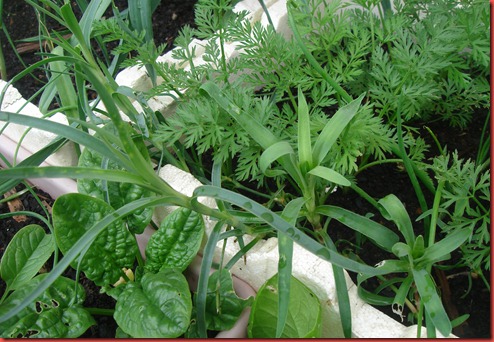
[0,224,54,292]
[53,193,139,286]
[114,269,192,337]
[248,273,322,338]
[203,269,253,331]
[145,208,205,273]
[0,274,95,338]
[77,125,153,234]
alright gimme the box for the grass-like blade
[275,197,305,337]
[259,141,293,175]
[319,232,352,338]
[377,194,415,247]
[312,94,364,165]
[194,185,391,276]
[0,111,131,169]
[0,166,153,191]
[308,165,350,187]
[412,268,451,337]
[196,221,224,337]
[317,205,399,252]
[296,88,313,173]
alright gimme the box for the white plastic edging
[155,164,456,338]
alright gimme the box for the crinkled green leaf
[53,193,138,286]
[145,208,204,273]
[203,269,253,331]
[0,274,95,338]
[0,224,54,292]
[77,125,153,234]
[248,274,322,338]
[114,269,192,337]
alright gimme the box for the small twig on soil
[16,33,72,54]
[3,189,27,222]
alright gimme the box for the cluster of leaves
[147,0,394,187]
[298,0,489,127]
[428,151,490,284]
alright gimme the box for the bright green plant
[0,0,488,338]
[427,151,490,289]
[248,273,322,338]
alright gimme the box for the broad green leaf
[114,269,192,338]
[308,165,351,187]
[248,274,322,338]
[202,269,253,331]
[412,268,452,337]
[317,205,399,251]
[297,88,313,173]
[78,127,153,234]
[53,193,139,286]
[0,275,95,338]
[145,208,205,273]
[312,94,364,164]
[0,225,54,292]
[0,196,177,325]
[378,194,415,246]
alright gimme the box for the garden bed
[0,0,490,338]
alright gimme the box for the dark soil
[0,0,490,339]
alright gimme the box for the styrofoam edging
[155,164,455,338]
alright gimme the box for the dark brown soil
[0,0,490,339]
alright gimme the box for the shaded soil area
[0,0,490,339]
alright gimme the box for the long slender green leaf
[275,197,305,337]
[0,111,131,169]
[312,94,364,164]
[308,165,350,187]
[259,141,293,174]
[412,268,451,337]
[194,185,391,276]
[392,274,413,321]
[196,221,224,338]
[416,228,471,267]
[317,205,399,251]
[80,0,111,47]
[50,47,79,122]
[0,166,153,191]
[297,88,313,173]
[0,136,67,194]
[377,194,415,247]
[319,233,352,338]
